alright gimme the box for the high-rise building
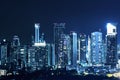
[18,45,27,69]
[12,35,20,47]
[35,46,47,70]
[91,32,103,66]
[10,35,20,69]
[27,46,36,71]
[79,33,87,66]
[46,43,55,67]
[34,23,46,47]
[70,31,77,68]
[0,39,11,66]
[106,23,117,68]
[53,23,65,68]
[35,23,40,43]
[86,36,91,66]
[65,35,71,65]
[56,34,69,68]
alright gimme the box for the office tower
[91,32,103,66]
[27,46,36,71]
[18,46,27,69]
[86,36,91,66]
[117,44,120,68]
[12,35,20,47]
[53,23,65,68]
[46,44,55,67]
[35,46,47,70]
[65,35,71,65]
[34,23,46,47]
[51,44,55,66]
[106,23,117,68]
[102,40,107,65]
[10,35,21,69]
[56,33,68,68]
[79,33,87,66]
[35,23,40,43]
[0,39,11,66]
[70,31,77,68]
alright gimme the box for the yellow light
[106,74,113,77]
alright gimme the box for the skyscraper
[12,35,20,47]
[27,46,36,71]
[70,31,77,68]
[34,23,46,47]
[86,36,91,66]
[0,39,11,66]
[53,23,65,68]
[35,23,40,43]
[91,32,103,66]
[79,33,87,66]
[46,43,55,67]
[106,23,117,68]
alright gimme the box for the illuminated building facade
[53,23,65,68]
[35,46,47,70]
[70,31,77,67]
[86,36,91,66]
[18,46,27,69]
[65,35,71,65]
[35,23,40,43]
[27,46,36,71]
[46,44,55,67]
[79,34,87,66]
[0,39,11,66]
[106,23,117,68]
[91,32,103,66]
[34,23,46,47]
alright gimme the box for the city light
[34,42,46,47]
[0,22,119,80]
[35,23,40,28]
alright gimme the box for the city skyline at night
[0,22,120,79]
[1,0,120,79]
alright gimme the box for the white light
[3,39,6,42]
[35,23,40,28]
[34,41,46,47]
[107,23,117,35]
[72,32,77,35]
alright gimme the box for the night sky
[0,0,120,44]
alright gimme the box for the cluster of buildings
[0,23,120,75]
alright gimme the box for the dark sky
[0,0,120,44]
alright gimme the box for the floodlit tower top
[35,23,40,28]
[107,23,117,35]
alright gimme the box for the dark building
[79,33,87,66]
[46,43,56,68]
[106,23,117,68]
[53,23,65,68]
